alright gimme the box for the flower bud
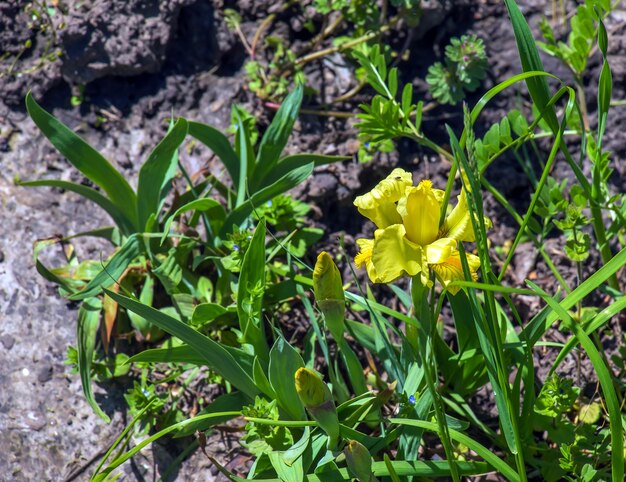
[295,367,340,449]
[344,440,376,482]
[313,252,346,341]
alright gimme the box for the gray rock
[60,0,196,84]
[0,334,15,350]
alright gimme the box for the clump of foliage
[1,1,66,79]
[22,0,626,480]
[426,34,488,104]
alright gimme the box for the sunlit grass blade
[251,84,303,192]
[503,0,559,133]
[91,411,241,481]
[256,153,349,191]
[25,92,138,228]
[497,87,575,281]
[523,245,626,346]
[389,418,521,482]
[218,162,314,239]
[104,289,260,399]
[77,297,110,423]
[526,281,624,482]
[550,293,626,374]
[449,127,522,463]
[136,118,188,231]
[91,399,157,479]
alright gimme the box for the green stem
[410,278,460,482]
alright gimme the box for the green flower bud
[313,252,346,341]
[294,367,340,449]
[344,440,377,482]
[313,252,345,301]
[295,367,330,407]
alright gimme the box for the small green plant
[23,1,626,480]
[426,34,488,105]
[226,1,419,102]
[21,85,345,425]
[0,1,66,79]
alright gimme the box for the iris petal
[440,190,493,242]
[354,168,413,228]
[425,238,457,264]
[371,224,424,283]
[397,180,442,246]
[431,250,481,295]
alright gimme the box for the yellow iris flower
[354,168,488,294]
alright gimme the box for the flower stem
[410,278,460,482]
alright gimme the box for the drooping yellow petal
[430,249,481,295]
[353,168,413,228]
[355,238,378,282]
[425,237,457,264]
[370,224,424,283]
[397,180,444,246]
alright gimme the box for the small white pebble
[21,368,30,377]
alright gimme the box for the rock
[59,0,196,84]
[0,334,15,350]
[37,364,53,384]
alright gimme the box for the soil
[1,0,625,481]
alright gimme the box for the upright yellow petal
[431,249,481,295]
[354,168,413,228]
[440,190,474,242]
[440,190,493,242]
[370,224,424,283]
[397,180,443,246]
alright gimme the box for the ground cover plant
[18,0,626,480]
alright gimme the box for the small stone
[21,367,30,377]
[0,334,15,350]
[24,411,46,431]
[37,364,53,383]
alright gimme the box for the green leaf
[219,163,314,238]
[233,106,255,207]
[268,337,305,420]
[105,290,260,399]
[188,121,240,187]
[93,410,242,480]
[388,67,398,97]
[527,281,624,482]
[136,118,188,230]
[191,302,230,326]
[237,219,269,362]
[25,92,138,229]
[160,198,224,244]
[127,343,254,372]
[256,154,349,191]
[251,85,303,192]
[18,179,135,236]
[68,234,143,301]
[503,0,559,133]
[77,298,110,422]
[253,357,277,399]
[389,419,520,481]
